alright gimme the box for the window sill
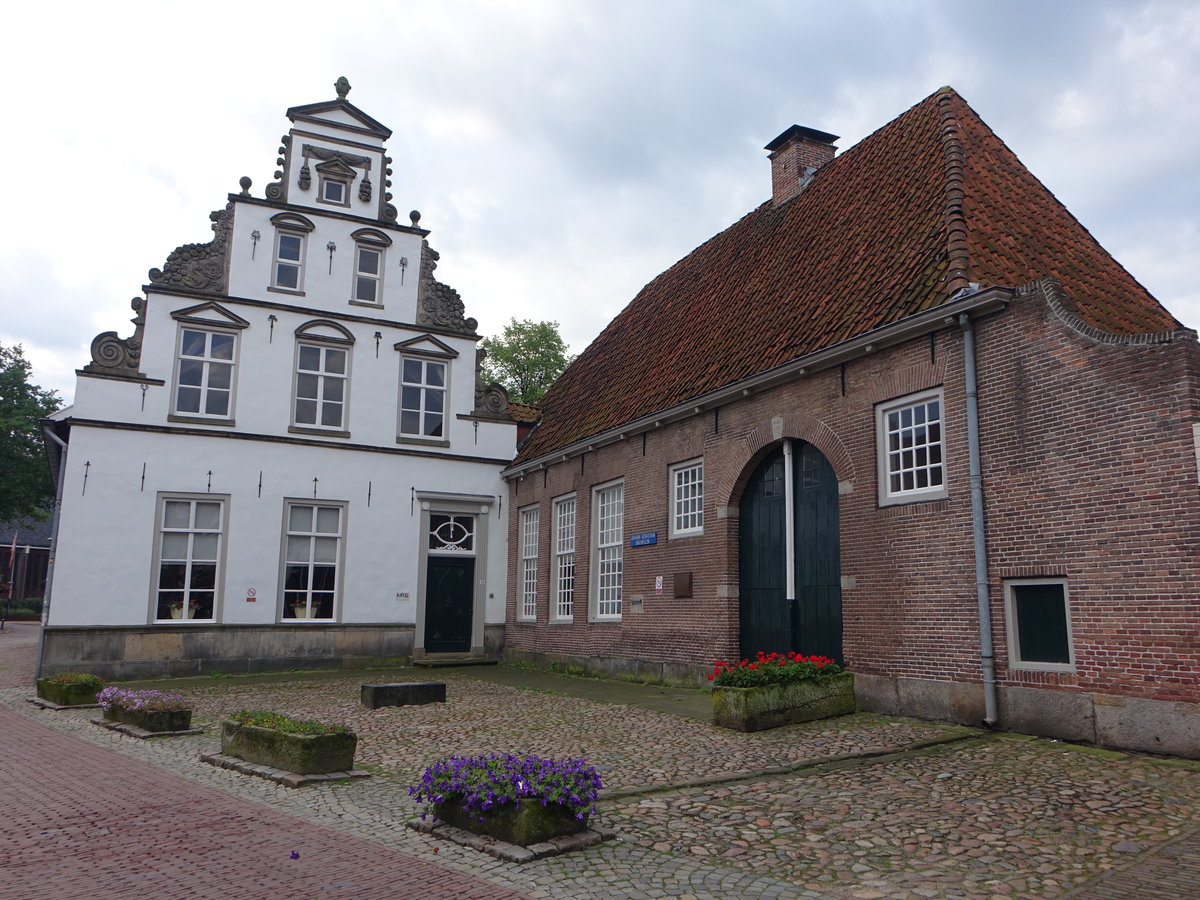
[267,286,306,297]
[548,619,574,626]
[396,436,450,449]
[877,488,949,508]
[1008,661,1076,674]
[349,299,384,310]
[669,529,703,540]
[154,619,215,624]
[281,618,338,624]
[589,617,622,624]
[289,425,351,439]
[168,414,236,427]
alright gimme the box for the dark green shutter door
[739,447,789,659]
[793,442,843,664]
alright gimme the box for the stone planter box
[361,682,446,709]
[36,678,101,706]
[220,719,357,774]
[104,706,193,732]
[712,672,856,732]
[433,797,588,846]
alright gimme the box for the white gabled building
[41,80,518,679]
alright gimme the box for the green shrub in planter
[221,710,357,774]
[36,672,103,706]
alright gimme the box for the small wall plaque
[630,531,658,547]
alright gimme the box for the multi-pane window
[878,390,945,502]
[282,503,342,620]
[1005,579,1074,671]
[274,231,305,290]
[175,328,234,418]
[154,497,223,622]
[553,496,576,621]
[593,482,624,619]
[294,344,348,429]
[400,358,446,439]
[354,245,383,303]
[670,459,704,537]
[519,507,539,620]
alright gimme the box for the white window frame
[669,458,704,538]
[519,505,539,621]
[319,176,350,207]
[353,243,384,304]
[399,356,448,441]
[1004,577,1076,673]
[552,494,576,622]
[273,229,307,292]
[876,388,947,505]
[151,494,227,623]
[590,480,624,621]
[292,341,350,433]
[280,500,346,622]
[172,327,237,420]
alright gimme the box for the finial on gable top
[335,76,351,99]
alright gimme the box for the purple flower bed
[410,753,602,824]
[97,687,189,713]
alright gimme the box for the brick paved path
[0,625,527,900]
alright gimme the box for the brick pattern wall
[505,282,1200,704]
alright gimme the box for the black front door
[738,442,843,663]
[424,556,474,653]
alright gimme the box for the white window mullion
[593,483,624,620]
[520,507,539,620]
[554,497,576,620]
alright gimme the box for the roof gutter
[504,286,1013,479]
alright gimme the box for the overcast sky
[3,0,1198,404]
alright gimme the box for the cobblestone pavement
[3,624,1199,900]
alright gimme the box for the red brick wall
[505,280,1200,704]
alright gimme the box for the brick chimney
[765,125,839,206]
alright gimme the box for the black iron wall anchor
[326,241,337,274]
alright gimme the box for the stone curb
[199,752,372,788]
[27,698,100,711]
[406,816,617,863]
[91,718,205,739]
[600,728,987,801]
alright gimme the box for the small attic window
[320,177,350,207]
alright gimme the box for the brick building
[502,87,1200,757]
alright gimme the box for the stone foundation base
[854,673,1200,759]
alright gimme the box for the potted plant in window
[98,687,193,732]
[710,651,855,732]
[410,753,602,846]
[36,672,105,706]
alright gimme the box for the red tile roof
[517,87,1180,463]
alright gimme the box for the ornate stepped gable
[82,297,148,378]
[416,240,478,336]
[515,86,1184,463]
[147,204,233,294]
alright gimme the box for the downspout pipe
[36,423,68,680]
[959,313,999,727]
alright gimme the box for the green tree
[0,344,60,521]
[480,319,574,405]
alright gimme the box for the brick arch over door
[736,438,843,663]
[716,411,854,509]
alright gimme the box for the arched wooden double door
[738,442,843,663]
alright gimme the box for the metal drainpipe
[959,313,998,727]
[36,424,69,680]
[782,439,797,635]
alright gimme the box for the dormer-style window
[350,229,392,306]
[320,177,349,206]
[291,320,355,437]
[269,213,314,294]
[315,158,357,208]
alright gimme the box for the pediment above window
[270,212,315,233]
[350,228,393,247]
[296,319,355,344]
[170,302,250,330]
[314,157,357,179]
[393,334,458,359]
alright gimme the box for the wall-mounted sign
[655,576,663,595]
[245,588,256,603]
[630,531,657,547]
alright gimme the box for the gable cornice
[937,88,971,297]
